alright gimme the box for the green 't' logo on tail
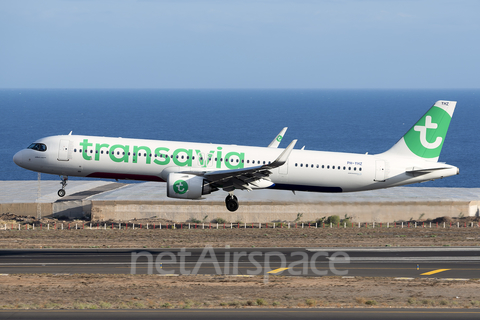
[403,106,452,159]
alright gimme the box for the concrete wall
[3,199,475,223]
[52,200,92,219]
[90,199,473,223]
[1,203,52,218]
[470,201,480,217]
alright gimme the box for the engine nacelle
[167,172,214,199]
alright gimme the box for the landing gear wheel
[225,195,239,212]
[58,175,68,198]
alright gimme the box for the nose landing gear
[58,175,68,197]
[225,193,239,212]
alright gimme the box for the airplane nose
[13,151,23,167]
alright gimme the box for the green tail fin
[382,100,456,162]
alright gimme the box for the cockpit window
[27,143,47,152]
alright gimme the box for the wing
[182,139,297,192]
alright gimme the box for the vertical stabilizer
[380,100,456,162]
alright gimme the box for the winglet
[265,139,297,169]
[268,127,288,148]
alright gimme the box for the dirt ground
[1,213,480,309]
[1,274,479,309]
[1,212,479,249]
[0,223,479,249]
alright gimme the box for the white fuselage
[13,135,459,193]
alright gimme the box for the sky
[0,0,479,89]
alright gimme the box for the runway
[1,247,479,278]
[1,309,480,320]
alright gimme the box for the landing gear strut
[225,194,239,212]
[58,175,68,197]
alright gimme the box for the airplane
[13,100,459,212]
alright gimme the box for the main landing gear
[58,175,68,197]
[225,193,239,212]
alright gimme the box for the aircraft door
[197,152,213,168]
[57,139,70,161]
[374,160,386,182]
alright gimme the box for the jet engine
[166,172,215,199]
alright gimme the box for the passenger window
[354,167,357,171]
[295,163,298,167]
[327,165,330,169]
[322,165,324,169]
[348,167,351,170]
[359,168,362,171]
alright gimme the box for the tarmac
[1,181,479,222]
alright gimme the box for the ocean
[0,89,478,188]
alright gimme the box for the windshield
[27,143,47,152]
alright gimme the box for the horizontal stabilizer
[406,167,453,173]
